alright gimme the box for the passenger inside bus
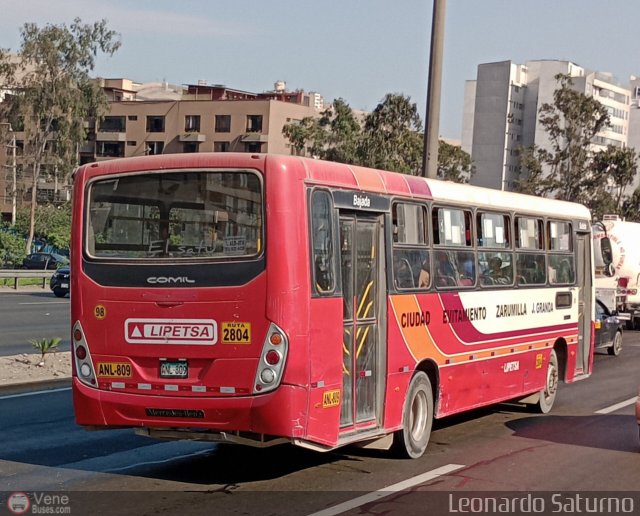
[315,255,333,292]
[459,255,475,285]
[550,258,573,284]
[487,255,513,285]
[418,260,430,288]
[435,251,457,287]
[394,256,415,288]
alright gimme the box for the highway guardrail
[0,269,51,289]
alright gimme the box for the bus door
[576,233,593,374]
[339,212,386,430]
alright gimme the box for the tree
[590,145,638,214]
[318,98,362,164]
[282,98,362,163]
[14,203,71,250]
[514,146,553,196]
[621,188,640,222]
[282,93,473,181]
[281,116,325,157]
[516,74,610,203]
[359,93,423,175]
[0,18,120,253]
[0,225,26,267]
[437,140,474,183]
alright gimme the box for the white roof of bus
[425,178,591,220]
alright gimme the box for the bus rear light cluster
[253,323,288,394]
[72,321,97,387]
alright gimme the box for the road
[1,332,639,515]
[0,289,70,355]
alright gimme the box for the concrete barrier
[0,269,51,289]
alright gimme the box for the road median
[0,351,71,394]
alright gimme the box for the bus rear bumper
[72,378,307,439]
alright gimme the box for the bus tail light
[72,321,97,387]
[75,345,87,360]
[265,350,281,365]
[254,323,288,394]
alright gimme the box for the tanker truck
[592,215,640,329]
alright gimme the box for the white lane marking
[18,301,68,305]
[0,387,71,400]
[306,463,465,516]
[103,449,212,472]
[595,396,638,414]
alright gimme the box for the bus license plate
[97,362,132,378]
[160,359,188,379]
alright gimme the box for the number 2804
[222,325,250,343]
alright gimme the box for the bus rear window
[86,170,263,260]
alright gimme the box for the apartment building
[0,79,322,221]
[462,60,631,191]
[627,75,640,193]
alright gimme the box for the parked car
[50,266,70,297]
[594,298,624,356]
[22,252,68,270]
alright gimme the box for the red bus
[71,153,595,458]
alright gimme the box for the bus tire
[392,371,433,459]
[535,350,558,414]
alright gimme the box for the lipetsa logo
[125,318,218,345]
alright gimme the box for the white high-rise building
[627,76,640,193]
[462,60,630,191]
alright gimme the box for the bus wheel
[535,350,558,414]
[392,371,433,459]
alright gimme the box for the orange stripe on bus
[390,295,444,363]
[350,166,386,191]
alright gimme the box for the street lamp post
[423,0,447,179]
[0,122,16,224]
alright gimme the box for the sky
[0,0,638,140]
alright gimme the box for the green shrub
[29,337,61,364]
[0,228,26,267]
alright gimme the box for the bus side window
[393,249,430,290]
[549,255,575,285]
[310,191,335,294]
[434,250,458,287]
[394,256,415,288]
[454,250,475,286]
[392,202,430,291]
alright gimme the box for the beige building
[0,79,322,221]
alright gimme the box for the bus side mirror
[605,263,615,277]
[600,237,614,276]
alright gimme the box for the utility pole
[423,0,447,178]
[10,131,16,225]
